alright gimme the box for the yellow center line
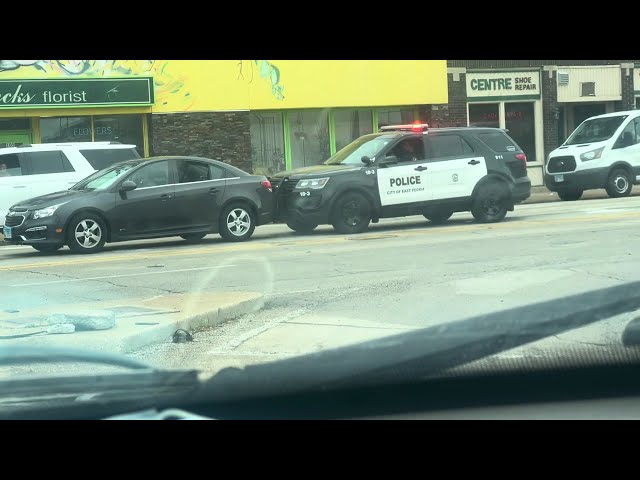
[2,210,639,271]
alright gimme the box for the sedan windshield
[324,133,396,165]
[564,115,628,145]
[70,161,145,191]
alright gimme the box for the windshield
[324,133,396,165]
[564,115,628,145]
[70,161,144,191]
[4,59,640,421]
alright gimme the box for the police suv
[271,124,531,234]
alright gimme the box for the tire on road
[180,233,207,243]
[605,168,633,198]
[471,181,510,224]
[219,203,256,242]
[557,189,583,201]
[330,191,372,234]
[423,209,454,225]
[32,244,63,253]
[286,219,318,234]
[66,212,108,254]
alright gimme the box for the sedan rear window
[80,148,141,170]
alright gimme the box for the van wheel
[331,192,371,234]
[557,189,583,201]
[67,213,107,254]
[286,219,318,234]
[219,204,256,242]
[471,182,509,223]
[605,168,633,198]
[423,209,453,225]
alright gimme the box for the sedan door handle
[12,185,27,188]
[468,159,480,165]
[160,194,173,200]
[209,187,218,194]
[414,166,428,171]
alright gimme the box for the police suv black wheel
[66,213,108,254]
[331,192,371,234]
[605,168,632,198]
[423,209,453,225]
[181,233,207,243]
[557,189,583,201]
[471,182,509,223]
[219,204,256,242]
[32,244,63,253]
[286,219,318,234]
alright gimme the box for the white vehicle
[0,142,140,225]
[545,110,640,201]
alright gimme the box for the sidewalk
[0,291,264,354]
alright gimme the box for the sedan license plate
[3,226,12,239]
[554,174,564,182]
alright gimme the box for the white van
[545,110,640,201]
[0,142,140,225]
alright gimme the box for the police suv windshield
[324,133,396,165]
[564,115,628,145]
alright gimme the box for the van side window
[613,120,640,149]
[0,153,23,177]
[20,151,75,175]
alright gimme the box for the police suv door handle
[12,185,27,188]
[414,166,428,172]
[160,193,173,200]
[468,159,480,165]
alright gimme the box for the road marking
[7,265,237,287]
[2,210,640,272]
[265,289,318,296]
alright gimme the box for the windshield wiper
[199,280,640,402]
[0,345,153,370]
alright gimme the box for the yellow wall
[0,60,448,113]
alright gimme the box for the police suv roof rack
[379,123,429,133]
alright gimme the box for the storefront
[465,69,544,186]
[635,63,640,109]
[0,60,447,174]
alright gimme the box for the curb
[119,294,265,353]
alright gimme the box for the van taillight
[261,179,272,192]
[516,153,527,165]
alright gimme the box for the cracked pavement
[3,195,640,376]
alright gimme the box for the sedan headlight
[580,147,605,162]
[297,177,330,189]
[32,203,64,219]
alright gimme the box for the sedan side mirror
[120,180,138,192]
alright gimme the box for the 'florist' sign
[466,71,541,99]
[0,77,154,108]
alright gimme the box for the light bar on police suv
[379,123,429,133]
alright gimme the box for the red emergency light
[379,122,429,133]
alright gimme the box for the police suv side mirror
[120,180,138,192]
[361,156,372,165]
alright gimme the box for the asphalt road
[3,196,640,377]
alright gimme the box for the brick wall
[426,73,467,127]
[542,69,559,165]
[150,112,252,173]
[619,66,636,111]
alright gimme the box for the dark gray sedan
[2,156,274,254]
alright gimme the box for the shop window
[468,103,500,128]
[93,115,144,156]
[41,117,92,143]
[250,112,285,176]
[288,110,330,169]
[377,108,415,129]
[505,102,536,162]
[334,109,373,152]
[0,118,30,130]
